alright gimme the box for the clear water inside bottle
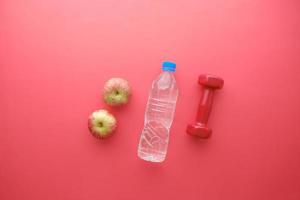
[138,71,178,162]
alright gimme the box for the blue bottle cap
[162,61,176,72]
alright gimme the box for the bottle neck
[162,69,175,73]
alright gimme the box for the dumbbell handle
[196,88,214,125]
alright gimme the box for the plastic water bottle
[138,61,179,162]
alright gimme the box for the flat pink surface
[1,0,300,199]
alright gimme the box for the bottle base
[138,150,166,163]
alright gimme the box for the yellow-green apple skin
[88,109,117,139]
[103,78,131,106]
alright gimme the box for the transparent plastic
[137,70,178,162]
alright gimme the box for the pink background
[1,0,300,199]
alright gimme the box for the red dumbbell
[186,74,224,138]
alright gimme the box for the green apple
[103,78,131,106]
[88,109,116,139]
